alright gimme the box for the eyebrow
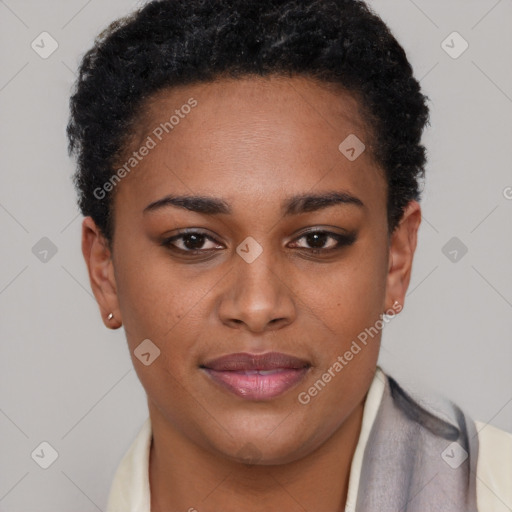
[143,191,365,216]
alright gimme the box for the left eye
[289,230,356,252]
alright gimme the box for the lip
[201,352,311,400]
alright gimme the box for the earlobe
[384,201,422,313]
[81,217,123,329]
[106,311,122,329]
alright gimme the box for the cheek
[298,243,388,337]
[114,260,202,399]
[112,244,196,350]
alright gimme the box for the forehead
[113,75,385,213]
[139,74,372,153]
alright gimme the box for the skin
[82,75,421,511]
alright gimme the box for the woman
[67,0,512,510]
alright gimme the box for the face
[82,75,420,464]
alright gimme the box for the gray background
[0,0,511,510]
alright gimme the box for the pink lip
[201,352,310,400]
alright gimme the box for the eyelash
[161,229,356,256]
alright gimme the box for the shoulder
[475,420,512,512]
[380,369,512,511]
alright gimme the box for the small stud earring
[107,313,114,321]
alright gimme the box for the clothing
[106,367,512,511]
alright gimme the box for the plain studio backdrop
[0,0,511,510]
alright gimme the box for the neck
[149,400,365,512]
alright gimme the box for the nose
[217,247,297,333]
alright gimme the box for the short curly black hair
[67,0,430,244]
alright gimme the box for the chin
[210,422,317,466]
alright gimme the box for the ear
[384,200,422,313]
[81,217,123,329]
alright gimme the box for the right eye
[161,230,225,254]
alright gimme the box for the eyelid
[289,225,354,239]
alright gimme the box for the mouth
[200,352,311,401]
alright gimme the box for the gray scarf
[355,373,479,511]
